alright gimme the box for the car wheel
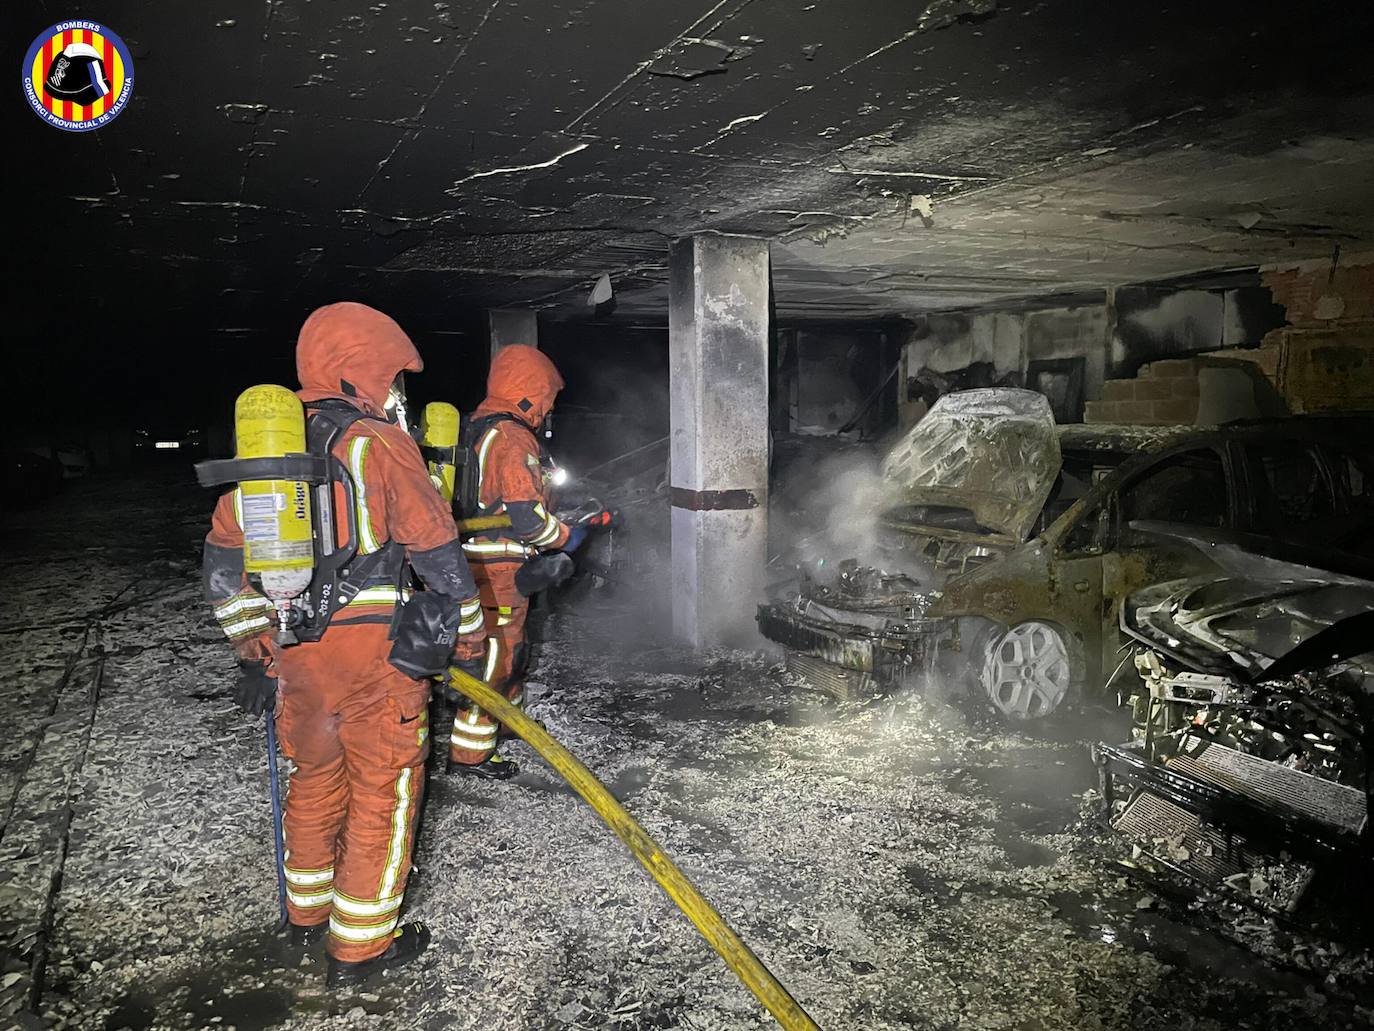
[977,621,1077,720]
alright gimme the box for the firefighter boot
[288,922,327,948]
[326,922,432,989]
[447,753,519,780]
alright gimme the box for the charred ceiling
[9,0,1374,348]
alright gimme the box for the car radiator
[785,653,879,703]
[1113,790,1314,913]
[1168,738,1367,839]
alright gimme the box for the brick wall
[1258,251,1374,414]
[1084,358,1200,425]
[1262,258,1374,326]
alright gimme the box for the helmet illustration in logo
[23,22,134,131]
[43,42,110,106]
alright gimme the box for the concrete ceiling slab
[10,0,1374,354]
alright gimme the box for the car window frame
[1048,440,1236,558]
[1319,440,1374,517]
[1110,442,1236,541]
[1237,435,1341,533]
[1051,479,1116,558]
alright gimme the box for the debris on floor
[2,475,1371,1029]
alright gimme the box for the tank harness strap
[457,411,544,519]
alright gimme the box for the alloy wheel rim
[980,621,1072,719]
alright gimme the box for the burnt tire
[974,620,1081,721]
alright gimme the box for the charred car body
[1095,524,1371,916]
[759,388,1374,720]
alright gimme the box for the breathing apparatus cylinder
[233,386,315,635]
[420,401,461,503]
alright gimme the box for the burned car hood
[879,388,1060,544]
[1121,522,1374,678]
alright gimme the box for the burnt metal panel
[756,603,880,672]
[1095,740,1366,859]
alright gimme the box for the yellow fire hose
[447,669,822,1031]
[455,514,512,534]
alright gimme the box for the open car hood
[879,388,1061,542]
[1121,522,1374,678]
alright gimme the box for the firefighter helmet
[44,42,111,106]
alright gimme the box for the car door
[1042,492,1112,687]
[1098,444,1236,684]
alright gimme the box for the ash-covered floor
[3,475,1371,1031]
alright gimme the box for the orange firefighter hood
[296,302,422,414]
[480,344,564,427]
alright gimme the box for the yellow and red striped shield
[22,20,134,132]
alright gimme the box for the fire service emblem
[22,21,134,132]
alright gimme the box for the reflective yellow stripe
[483,640,501,681]
[349,436,381,554]
[450,722,497,737]
[462,541,531,557]
[217,589,275,639]
[474,428,500,510]
[378,768,413,900]
[528,502,563,547]
[223,614,271,639]
[215,594,272,619]
[459,597,484,633]
[287,887,334,908]
[349,586,404,606]
[450,725,497,749]
[329,915,398,942]
[285,866,334,887]
[333,891,404,918]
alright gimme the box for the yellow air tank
[234,385,314,612]
[420,401,461,503]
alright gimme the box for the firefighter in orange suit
[203,302,486,987]
[446,344,587,778]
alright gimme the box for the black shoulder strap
[462,411,523,444]
[457,412,526,518]
[305,398,384,446]
[290,400,402,643]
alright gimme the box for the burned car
[1095,524,1371,915]
[759,388,1374,720]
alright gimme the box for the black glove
[389,593,463,679]
[233,660,277,717]
[515,552,576,594]
[437,654,488,706]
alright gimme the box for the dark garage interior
[5,1,1374,1028]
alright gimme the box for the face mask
[384,373,410,433]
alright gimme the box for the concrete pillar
[487,309,538,357]
[668,234,770,648]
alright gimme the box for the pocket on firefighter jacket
[383,690,431,768]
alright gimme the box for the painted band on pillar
[669,487,760,511]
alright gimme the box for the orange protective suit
[449,345,572,766]
[203,302,485,963]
